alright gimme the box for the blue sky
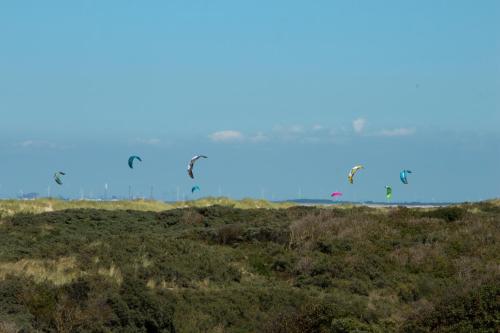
[0,0,499,201]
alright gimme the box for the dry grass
[97,264,123,285]
[0,255,126,287]
[487,199,500,206]
[180,209,204,225]
[0,197,297,217]
[0,321,20,333]
[145,278,183,291]
[0,256,79,285]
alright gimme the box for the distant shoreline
[280,199,461,207]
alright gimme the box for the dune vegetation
[0,198,295,219]
[0,199,498,332]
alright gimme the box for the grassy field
[0,199,498,332]
[0,198,296,218]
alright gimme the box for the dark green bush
[331,317,380,333]
[402,281,500,333]
[420,206,467,222]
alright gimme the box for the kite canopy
[187,155,207,179]
[128,155,142,169]
[191,185,200,193]
[348,165,364,184]
[400,170,412,184]
[54,171,66,185]
[331,192,343,197]
[385,186,393,200]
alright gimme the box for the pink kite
[331,192,343,197]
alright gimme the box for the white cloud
[267,124,347,143]
[207,123,414,145]
[208,121,408,145]
[352,118,366,134]
[209,130,244,142]
[379,128,416,137]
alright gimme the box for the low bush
[402,281,500,333]
[420,206,467,222]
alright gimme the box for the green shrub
[331,317,380,333]
[420,207,467,222]
[403,281,500,333]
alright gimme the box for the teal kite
[128,155,142,169]
[400,170,412,184]
[54,171,66,185]
[191,185,200,193]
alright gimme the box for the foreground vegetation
[0,199,498,332]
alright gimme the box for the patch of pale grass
[146,279,156,289]
[131,254,154,272]
[487,199,500,206]
[158,279,180,290]
[141,256,153,268]
[0,321,20,333]
[208,324,226,333]
[97,263,123,284]
[0,256,79,285]
[149,279,181,291]
[43,203,54,212]
[146,277,208,291]
[40,223,56,231]
[87,241,103,248]
[229,261,267,284]
[194,278,211,290]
